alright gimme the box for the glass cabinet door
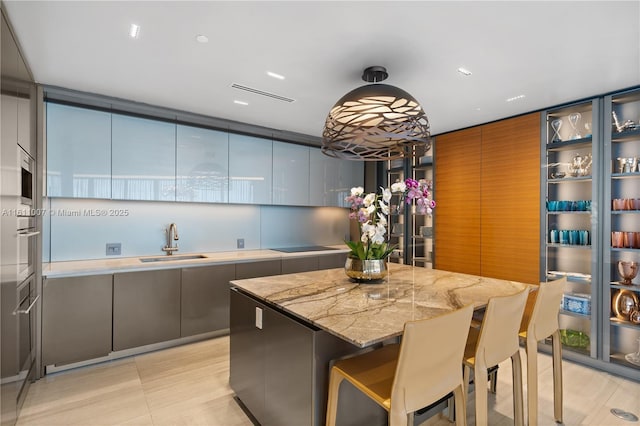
[543,99,600,359]
[112,114,176,201]
[387,160,406,264]
[603,88,640,377]
[46,103,112,199]
[176,124,229,203]
[411,154,434,269]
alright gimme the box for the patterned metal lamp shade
[322,67,431,161]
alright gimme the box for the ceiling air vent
[231,83,295,103]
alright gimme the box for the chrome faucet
[162,223,179,255]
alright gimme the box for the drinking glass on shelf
[612,231,624,248]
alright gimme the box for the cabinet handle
[13,295,40,315]
[255,307,263,329]
[18,230,40,237]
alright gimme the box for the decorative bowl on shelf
[559,329,590,349]
[618,261,639,285]
[612,289,639,320]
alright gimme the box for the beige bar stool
[325,304,474,426]
[519,277,566,425]
[463,288,529,426]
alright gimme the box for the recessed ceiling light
[129,24,140,39]
[457,67,472,76]
[196,34,209,43]
[234,100,249,106]
[506,94,526,102]
[267,71,285,80]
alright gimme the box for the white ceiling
[4,1,640,140]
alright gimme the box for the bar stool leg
[511,352,525,426]
[489,369,498,394]
[453,384,468,426]
[551,330,563,423]
[326,368,344,426]
[474,365,489,426]
[525,336,538,426]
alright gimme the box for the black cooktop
[271,246,338,253]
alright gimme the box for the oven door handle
[18,230,40,237]
[13,295,40,315]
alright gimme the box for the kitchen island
[229,263,531,426]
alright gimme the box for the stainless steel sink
[139,254,207,263]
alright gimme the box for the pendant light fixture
[321,66,431,161]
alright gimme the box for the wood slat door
[480,113,540,284]
[434,127,482,275]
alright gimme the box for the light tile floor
[16,336,640,425]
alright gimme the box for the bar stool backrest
[523,277,566,341]
[475,288,529,368]
[390,304,474,422]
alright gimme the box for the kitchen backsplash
[43,198,349,262]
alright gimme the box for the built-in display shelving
[603,87,640,374]
[385,144,435,267]
[410,155,434,269]
[387,163,406,264]
[542,98,600,360]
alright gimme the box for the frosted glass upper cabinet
[309,148,329,206]
[176,125,229,203]
[272,141,309,206]
[46,102,112,198]
[112,114,176,201]
[309,148,364,207]
[337,158,364,208]
[228,134,272,204]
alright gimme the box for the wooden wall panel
[434,127,482,275]
[480,113,540,284]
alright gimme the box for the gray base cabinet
[282,256,318,274]
[229,288,382,426]
[318,253,346,270]
[42,275,113,366]
[280,253,346,275]
[181,264,235,337]
[113,270,181,351]
[235,259,281,279]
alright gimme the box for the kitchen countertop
[230,263,532,348]
[42,245,349,278]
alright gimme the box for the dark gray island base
[228,265,529,425]
[229,288,387,426]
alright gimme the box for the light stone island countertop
[230,263,532,348]
[42,245,350,278]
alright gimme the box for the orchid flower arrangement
[345,178,435,260]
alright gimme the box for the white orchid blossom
[371,224,386,244]
[362,193,376,207]
[378,200,389,215]
[351,187,364,197]
[381,187,392,203]
[391,181,406,193]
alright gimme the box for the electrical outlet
[237,238,245,249]
[106,243,121,256]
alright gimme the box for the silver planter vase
[344,257,387,283]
